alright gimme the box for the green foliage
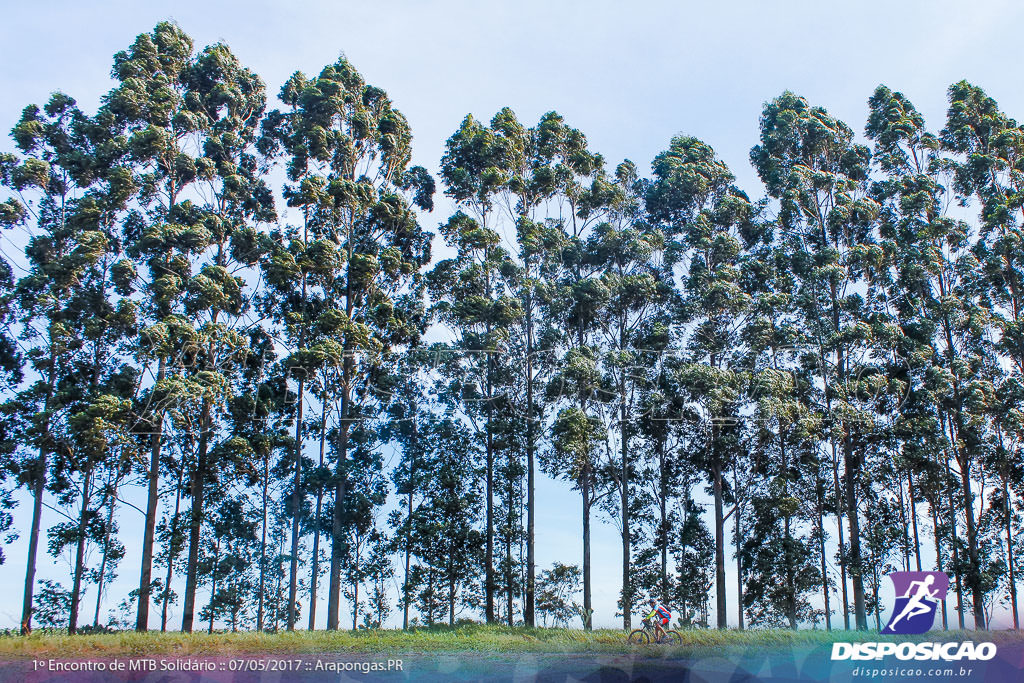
[535,563,581,627]
[2,22,1024,638]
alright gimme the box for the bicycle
[627,617,682,645]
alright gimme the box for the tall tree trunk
[828,276,861,630]
[485,343,495,624]
[449,572,456,626]
[620,389,631,630]
[21,456,48,636]
[1005,478,1020,629]
[68,469,94,634]
[959,458,986,629]
[734,464,744,631]
[582,466,592,630]
[897,471,911,571]
[938,287,981,629]
[290,227,309,631]
[351,551,360,631]
[817,470,831,631]
[948,478,965,629]
[524,293,536,627]
[658,440,669,604]
[275,533,284,632]
[831,444,850,630]
[506,470,514,626]
[309,391,328,631]
[288,375,305,630]
[909,470,923,572]
[182,399,212,632]
[257,454,269,632]
[161,464,185,632]
[327,364,351,630]
[426,569,435,626]
[21,347,57,635]
[844,426,867,630]
[328,209,358,632]
[873,565,881,630]
[93,486,117,627]
[208,538,220,633]
[929,496,948,629]
[712,443,726,629]
[137,357,166,631]
[781,432,796,630]
[402,410,417,630]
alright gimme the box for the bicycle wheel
[661,630,682,645]
[627,628,650,645]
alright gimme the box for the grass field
[0,625,1018,658]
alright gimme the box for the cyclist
[645,598,672,642]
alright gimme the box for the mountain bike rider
[645,598,671,641]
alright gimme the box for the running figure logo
[881,571,949,635]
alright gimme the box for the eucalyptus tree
[0,162,23,575]
[751,94,880,629]
[859,471,903,630]
[6,89,141,634]
[740,209,830,629]
[100,23,273,632]
[336,400,390,630]
[867,83,994,629]
[488,107,563,626]
[741,362,827,630]
[117,36,274,633]
[92,22,203,631]
[180,45,271,635]
[942,82,1024,372]
[864,85,937,580]
[221,327,290,631]
[588,160,665,629]
[536,111,619,630]
[198,494,258,632]
[381,348,435,629]
[2,91,120,633]
[990,376,1024,627]
[260,57,433,630]
[635,351,690,606]
[433,113,520,621]
[258,222,318,630]
[427,233,519,623]
[672,493,715,626]
[646,134,755,628]
[257,90,334,630]
[866,84,957,627]
[256,176,369,629]
[58,111,142,634]
[938,80,1024,628]
[406,414,482,625]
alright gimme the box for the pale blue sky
[0,0,1021,630]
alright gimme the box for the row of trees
[1,22,1021,634]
